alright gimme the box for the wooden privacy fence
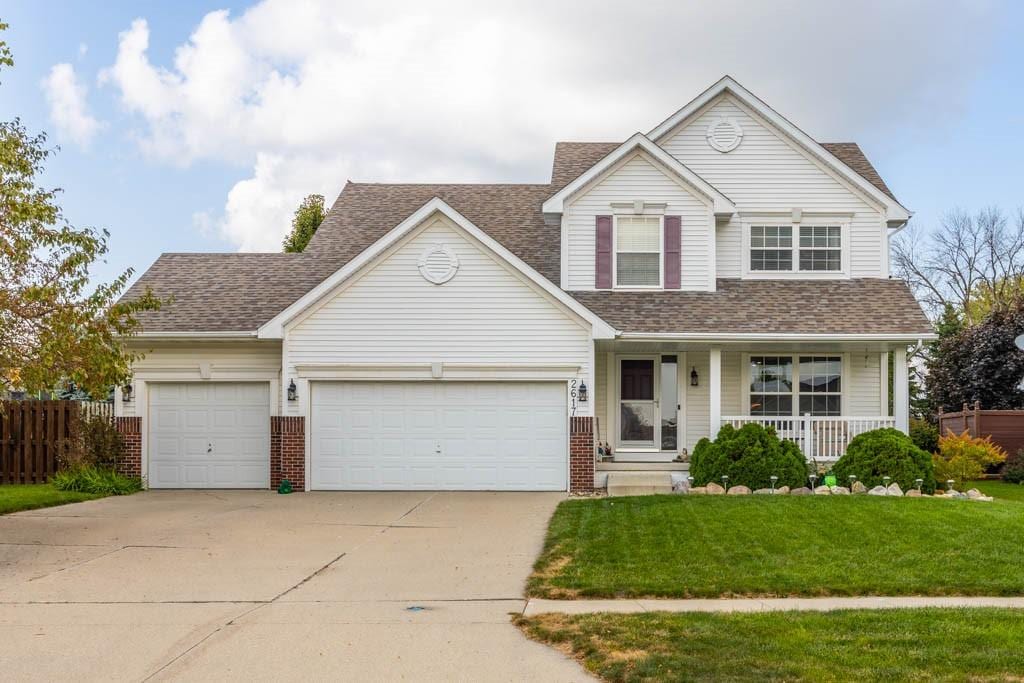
[938,401,1024,457]
[0,401,79,484]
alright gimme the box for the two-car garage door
[311,382,568,491]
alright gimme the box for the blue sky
[2,1,1022,288]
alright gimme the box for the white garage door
[148,382,270,488]
[311,382,567,491]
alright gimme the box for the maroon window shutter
[664,215,681,289]
[595,215,613,289]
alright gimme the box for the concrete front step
[606,471,674,496]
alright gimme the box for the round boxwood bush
[690,423,807,490]
[832,428,935,493]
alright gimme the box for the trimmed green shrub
[1004,449,1024,484]
[73,413,123,469]
[933,429,1007,489]
[833,428,935,493]
[690,423,807,490]
[909,418,939,454]
[52,465,142,496]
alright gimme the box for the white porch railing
[720,415,896,462]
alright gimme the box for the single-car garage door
[149,382,270,488]
[311,381,567,491]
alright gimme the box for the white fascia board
[619,331,936,343]
[258,197,617,340]
[541,132,735,216]
[647,76,912,222]
[130,331,259,340]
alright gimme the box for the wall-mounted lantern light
[578,381,588,403]
[122,384,133,403]
[690,367,699,386]
[287,380,298,402]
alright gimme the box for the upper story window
[615,216,662,287]
[748,223,844,275]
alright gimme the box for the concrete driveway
[0,491,588,681]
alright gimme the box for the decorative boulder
[972,495,994,502]
[830,486,850,495]
[790,487,811,496]
[753,488,773,495]
[905,489,922,498]
[776,486,790,495]
[868,485,888,496]
[727,485,751,495]
[689,486,707,495]
[705,482,725,495]
[813,485,831,495]
[885,482,904,496]
[851,481,868,494]
[966,489,983,499]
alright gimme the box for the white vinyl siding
[847,352,883,415]
[285,215,591,416]
[659,94,886,278]
[564,152,713,290]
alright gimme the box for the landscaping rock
[689,486,707,495]
[705,483,725,495]
[851,481,868,494]
[776,486,790,495]
[868,485,888,496]
[830,486,850,495]
[905,489,922,497]
[790,487,811,496]
[753,488,773,495]
[727,485,751,495]
[966,488,983,499]
[972,495,994,502]
[886,483,904,497]
[813,485,831,495]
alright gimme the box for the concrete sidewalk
[523,595,1024,616]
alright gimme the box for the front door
[619,358,657,449]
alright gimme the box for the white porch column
[879,352,890,416]
[893,346,909,432]
[709,347,722,438]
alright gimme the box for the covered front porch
[591,338,911,471]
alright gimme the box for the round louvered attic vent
[705,117,743,153]
[417,244,459,284]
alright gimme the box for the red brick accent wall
[569,416,595,494]
[114,417,142,480]
[271,416,305,491]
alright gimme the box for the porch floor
[596,461,689,472]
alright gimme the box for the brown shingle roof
[820,142,898,202]
[571,279,931,335]
[304,182,559,282]
[123,253,338,332]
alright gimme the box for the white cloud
[100,0,1000,251]
[41,63,102,148]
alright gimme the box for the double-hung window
[749,355,842,416]
[749,223,843,274]
[615,216,661,287]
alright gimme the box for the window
[749,223,842,273]
[750,226,792,271]
[749,355,842,416]
[616,216,661,286]
[799,226,841,271]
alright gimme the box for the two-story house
[117,76,933,493]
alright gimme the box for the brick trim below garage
[271,416,305,491]
[114,417,142,479]
[569,416,595,494]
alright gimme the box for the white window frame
[742,353,847,417]
[613,214,664,289]
[741,215,851,279]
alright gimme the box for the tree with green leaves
[282,194,326,253]
[0,22,159,397]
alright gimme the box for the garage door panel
[311,381,567,491]
[148,382,270,489]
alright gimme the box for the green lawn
[972,479,1024,502]
[528,495,1024,598]
[516,608,1024,682]
[0,484,104,515]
